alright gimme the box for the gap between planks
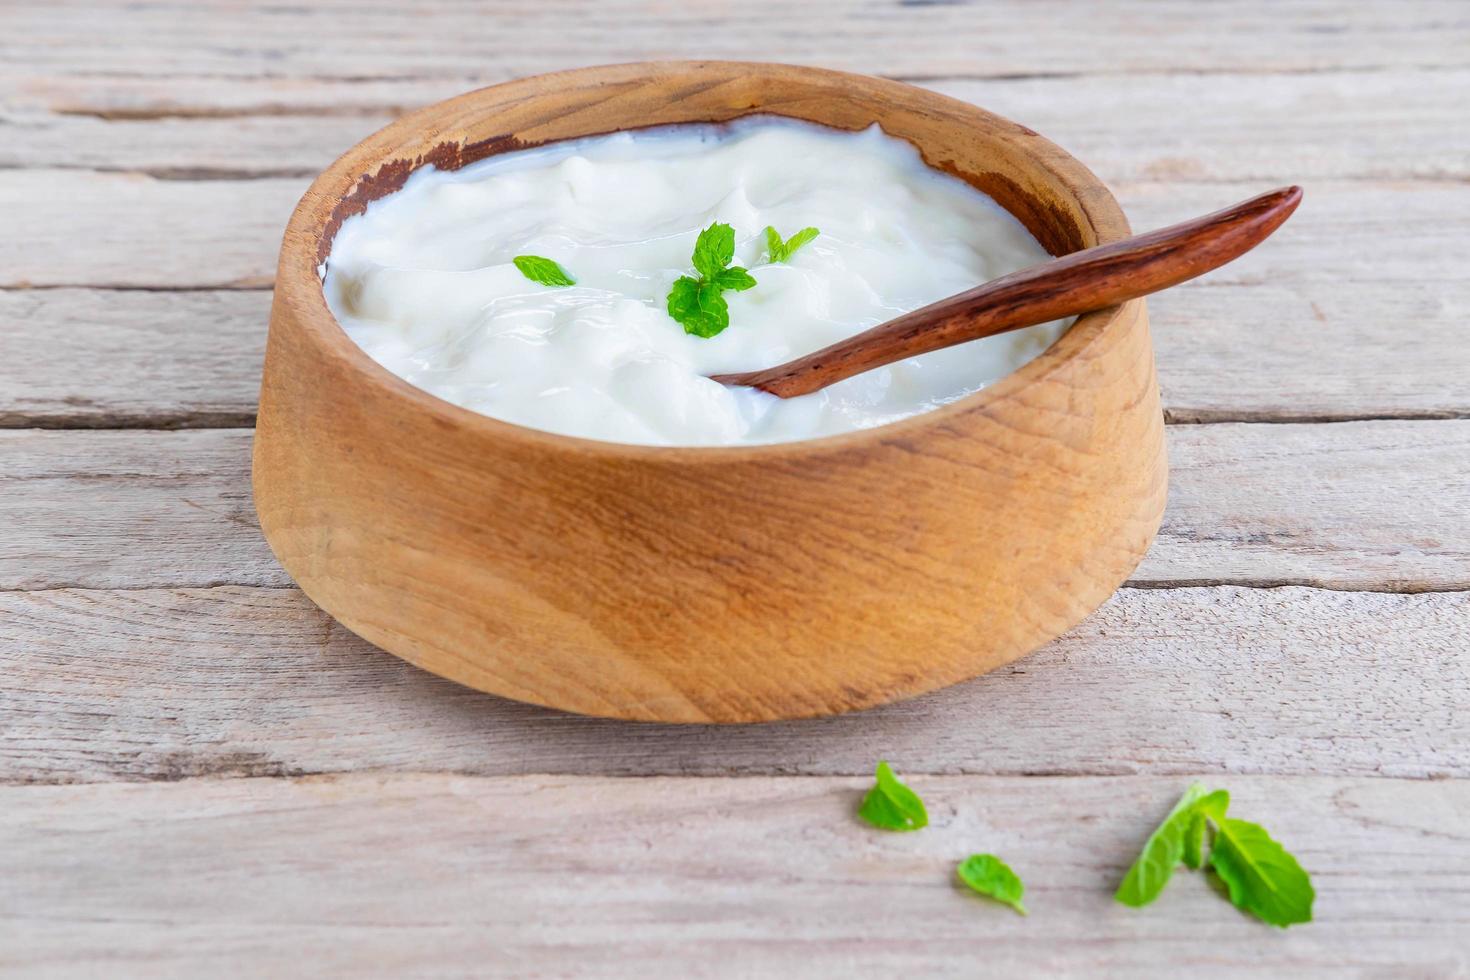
[11,411,1470,432]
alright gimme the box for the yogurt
[324,118,1068,446]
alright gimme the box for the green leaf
[512,254,575,287]
[1114,783,1211,907]
[667,275,730,338]
[1183,790,1229,870]
[956,854,1028,916]
[764,225,784,262]
[691,222,736,280]
[763,225,820,263]
[783,226,820,258]
[857,761,928,832]
[666,222,758,338]
[1208,817,1315,927]
[713,267,757,291]
[1182,810,1208,870]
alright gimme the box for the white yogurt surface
[324,118,1068,446]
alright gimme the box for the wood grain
[4,0,1466,79]
[2,773,1465,978]
[10,68,1468,182]
[1150,279,1470,423]
[0,430,279,590]
[1141,420,1470,591]
[0,170,298,288]
[0,288,267,428]
[2,585,1465,784]
[6,423,1466,593]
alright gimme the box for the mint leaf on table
[1114,782,1210,907]
[1115,784,1312,928]
[1208,817,1315,927]
[956,854,1028,915]
[666,222,757,338]
[763,225,820,263]
[1181,790,1227,870]
[857,760,928,831]
[513,254,575,287]
[1182,808,1209,870]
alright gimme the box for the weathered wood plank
[0,170,297,289]
[1138,420,1470,590]
[0,430,277,590]
[1150,279,1470,423]
[4,172,1461,289]
[1,773,1465,977]
[5,422,1467,592]
[0,289,268,427]
[6,68,1466,183]
[1,585,1465,783]
[4,0,1467,80]
[0,111,392,179]
[6,276,1468,430]
[936,69,1470,184]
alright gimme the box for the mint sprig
[1115,784,1313,927]
[763,225,819,263]
[513,255,575,287]
[1209,817,1315,927]
[956,854,1028,915]
[1115,783,1213,906]
[858,760,928,831]
[666,222,756,338]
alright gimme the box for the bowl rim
[275,60,1136,462]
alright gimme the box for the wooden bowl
[253,62,1167,723]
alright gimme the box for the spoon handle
[711,185,1302,398]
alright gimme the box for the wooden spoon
[711,185,1302,398]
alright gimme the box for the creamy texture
[325,119,1067,446]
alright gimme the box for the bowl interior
[313,62,1123,264]
[284,61,1132,460]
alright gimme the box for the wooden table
[3,2,1468,975]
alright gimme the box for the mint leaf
[763,225,784,262]
[1182,810,1208,870]
[1114,783,1210,907]
[763,225,820,263]
[691,222,736,280]
[1115,785,1312,928]
[666,222,757,338]
[666,276,730,339]
[1183,790,1229,870]
[512,254,575,287]
[956,854,1027,915]
[857,761,928,831]
[714,267,757,291]
[1208,817,1315,927]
